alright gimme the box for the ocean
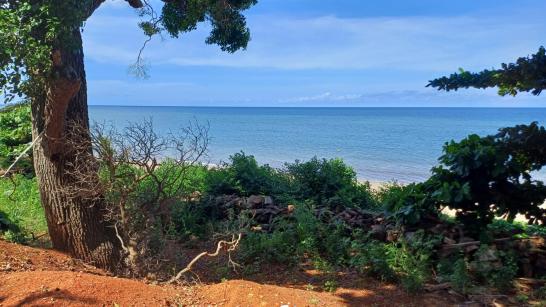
[89,106,546,183]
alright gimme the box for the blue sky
[84,0,546,107]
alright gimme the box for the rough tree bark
[30,30,120,270]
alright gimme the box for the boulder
[246,195,265,208]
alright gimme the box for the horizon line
[88,104,546,109]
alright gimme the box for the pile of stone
[212,194,546,278]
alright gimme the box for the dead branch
[63,118,211,276]
[424,282,451,292]
[167,233,243,284]
[441,236,543,249]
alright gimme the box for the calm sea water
[89,107,546,183]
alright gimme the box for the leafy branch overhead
[0,0,257,102]
[428,46,546,96]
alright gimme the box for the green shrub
[471,246,518,292]
[379,183,437,226]
[323,280,338,293]
[0,175,46,236]
[170,200,211,240]
[349,240,396,281]
[350,239,430,292]
[0,102,33,176]
[237,201,354,269]
[205,166,242,195]
[239,225,298,265]
[286,157,376,210]
[385,243,430,292]
[3,229,27,244]
[450,258,473,294]
[428,122,546,231]
[205,152,291,199]
[489,253,518,292]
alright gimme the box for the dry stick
[113,223,129,253]
[167,233,242,284]
[441,236,542,249]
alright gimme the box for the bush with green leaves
[238,202,352,267]
[378,182,438,226]
[0,102,33,176]
[427,122,546,231]
[206,152,292,199]
[205,153,376,211]
[449,258,474,294]
[349,240,396,281]
[349,239,431,292]
[0,175,46,244]
[467,245,519,292]
[285,157,376,210]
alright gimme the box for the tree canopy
[0,0,257,102]
[428,46,546,96]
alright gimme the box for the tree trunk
[30,30,120,270]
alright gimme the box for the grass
[0,175,47,236]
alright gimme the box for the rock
[476,247,498,262]
[535,253,546,276]
[370,224,386,241]
[225,197,243,208]
[264,196,274,206]
[247,195,264,207]
[430,223,447,235]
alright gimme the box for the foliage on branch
[427,122,546,229]
[428,46,546,96]
[0,1,92,102]
[0,102,33,176]
[0,0,257,102]
[160,0,257,52]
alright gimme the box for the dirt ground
[0,239,469,306]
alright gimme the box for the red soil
[0,240,463,306]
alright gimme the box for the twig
[167,233,242,284]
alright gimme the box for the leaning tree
[0,0,257,270]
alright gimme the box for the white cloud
[84,10,545,71]
[277,90,544,107]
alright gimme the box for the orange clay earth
[0,240,463,306]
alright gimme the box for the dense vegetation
[1,119,545,300]
[0,103,33,176]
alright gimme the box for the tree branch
[167,233,242,284]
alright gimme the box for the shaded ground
[1,240,469,306]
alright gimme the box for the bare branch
[167,233,243,284]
